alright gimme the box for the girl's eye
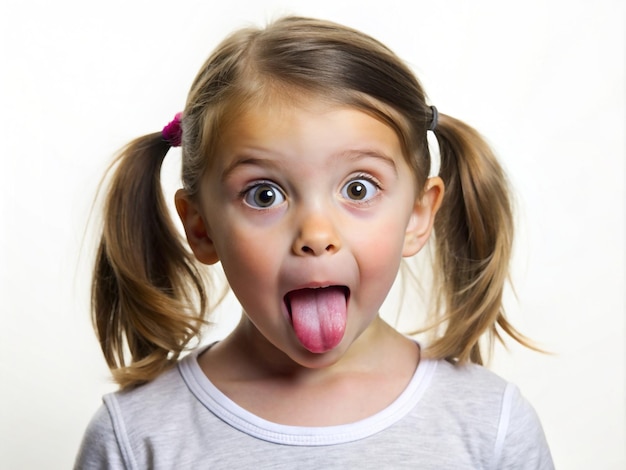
[243,183,285,208]
[341,178,378,202]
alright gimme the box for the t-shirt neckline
[178,344,438,446]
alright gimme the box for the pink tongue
[288,287,347,353]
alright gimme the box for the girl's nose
[292,213,342,256]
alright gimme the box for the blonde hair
[93,16,531,389]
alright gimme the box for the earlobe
[402,177,444,257]
[174,189,220,265]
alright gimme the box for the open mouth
[284,286,349,353]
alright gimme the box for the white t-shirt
[75,346,553,469]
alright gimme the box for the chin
[290,340,351,369]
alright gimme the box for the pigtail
[428,114,531,364]
[93,133,207,389]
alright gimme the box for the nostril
[299,244,336,255]
[293,223,342,256]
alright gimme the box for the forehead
[214,99,405,170]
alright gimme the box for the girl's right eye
[243,182,286,209]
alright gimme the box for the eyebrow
[220,154,283,180]
[220,148,398,180]
[338,149,398,175]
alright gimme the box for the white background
[1,0,623,468]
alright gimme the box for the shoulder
[417,360,510,442]
[426,359,510,410]
[74,405,127,469]
[432,358,506,387]
[426,359,544,430]
[75,358,201,469]
[420,359,554,469]
[103,359,203,443]
[494,379,554,469]
[108,362,188,411]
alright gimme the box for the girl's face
[177,99,442,370]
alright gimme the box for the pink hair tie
[162,112,183,147]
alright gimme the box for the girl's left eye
[340,178,379,202]
[243,182,286,209]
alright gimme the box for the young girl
[76,16,553,469]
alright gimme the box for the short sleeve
[74,404,127,470]
[493,384,554,469]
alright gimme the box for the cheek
[214,225,284,291]
[359,210,408,258]
[352,220,406,289]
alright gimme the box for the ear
[174,189,219,265]
[402,177,444,257]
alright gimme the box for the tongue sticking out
[287,286,347,353]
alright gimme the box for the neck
[200,314,417,385]
[197,315,420,426]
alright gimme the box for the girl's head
[171,16,446,367]
[179,16,434,200]
[94,16,526,389]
